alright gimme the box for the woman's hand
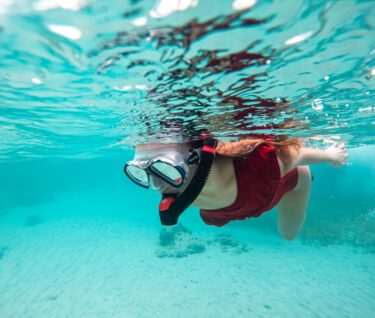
[326,143,349,167]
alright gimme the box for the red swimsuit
[200,145,299,227]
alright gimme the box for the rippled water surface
[0,0,374,158]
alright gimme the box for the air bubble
[31,77,42,84]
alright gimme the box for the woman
[124,137,348,240]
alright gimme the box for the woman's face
[133,143,194,194]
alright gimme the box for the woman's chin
[159,187,179,194]
[155,184,186,194]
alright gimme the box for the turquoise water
[1,0,375,317]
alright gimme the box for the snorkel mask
[124,137,217,226]
[124,144,199,190]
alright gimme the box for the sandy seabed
[0,190,374,318]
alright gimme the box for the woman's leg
[277,165,311,241]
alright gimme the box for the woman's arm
[291,143,349,168]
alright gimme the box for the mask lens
[151,161,184,186]
[125,165,149,188]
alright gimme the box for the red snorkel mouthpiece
[159,197,176,212]
[158,138,217,226]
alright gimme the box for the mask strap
[186,149,200,165]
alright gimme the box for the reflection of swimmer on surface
[124,136,348,240]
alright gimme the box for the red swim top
[200,144,298,227]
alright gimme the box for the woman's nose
[149,175,179,193]
[149,175,168,191]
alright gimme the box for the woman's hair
[215,137,302,166]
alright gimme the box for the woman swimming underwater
[124,137,348,240]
